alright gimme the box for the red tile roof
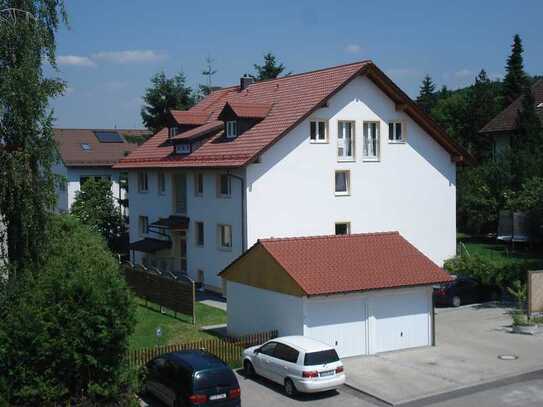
[225,232,451,296]
[171,120,223,141]
[480,80,543,135]
[54,128,150,167]
[170,110,210,125]
[224,101,273,119]
[115,60,467,169]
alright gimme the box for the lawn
[129,299,227,350]
[459,236,543,268]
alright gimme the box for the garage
[220,232,451,357]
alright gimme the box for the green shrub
[0,215,137,405]
[444,254,530,288]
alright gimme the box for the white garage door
[304,297,368,358]
[371,289,431,353]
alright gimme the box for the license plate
[209,393,226,400]
[320,370,335,377]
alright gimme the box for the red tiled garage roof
[115,60,467,169]
[480,80,543,135]
[229,232,452,296]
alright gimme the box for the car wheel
[284,378,297,397]
[244,360,255,378]
[452,296,461,307]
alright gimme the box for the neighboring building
[53,128,150,213]
[479,79,543,155]
[114,60,467,293]
[220,232,451,357]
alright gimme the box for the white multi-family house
[115,60,467,295]
[53,128,150,213]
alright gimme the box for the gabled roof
[54,128,150,167]
[480,80,543,135]
[170,110,210,126]
[220,232,452,296]
[115,60,467,169]
[218,101,273,119]
[171,120,223,142]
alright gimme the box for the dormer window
[226,121,238,139]
[169,127,178,138]
[175,143,191,155]
[81,143,92,151]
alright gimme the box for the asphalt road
[141,370,543,407]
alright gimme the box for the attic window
[169,127,178,138]
[81,143,92,151]
[175,143,191,155]
[226,121,238,139]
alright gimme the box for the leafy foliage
[141,70,194,133]
[71,178,125,252]
[0,0,67,275]
[252,52,287,81]
[0,215,137,405]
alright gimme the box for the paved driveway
[343,303,543,405]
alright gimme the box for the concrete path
[343,303,543,405]
[196,290,227,311]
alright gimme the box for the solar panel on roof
[94,131,123,143]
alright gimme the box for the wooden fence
[121,263,195,323]
[127,330,278,368]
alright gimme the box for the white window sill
[310,140,329,144]
[362,157,380,162]
[218,246,232,252]
[388,140,406,144]
[218,194,232,199]
[334,191,350,197]
[337,158,355,163]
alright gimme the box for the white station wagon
[242,336,346,396]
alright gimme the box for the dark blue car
[144,350,241,406]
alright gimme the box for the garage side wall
[226,281,304,337]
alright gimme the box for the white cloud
[58,55,96,67]
[344,44,362,54]
[92,50,166,64]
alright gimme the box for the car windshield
[193,368,238,390]
[304,349,339,366]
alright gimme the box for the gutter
[226,171,246,252]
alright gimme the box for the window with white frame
[158,172,166,194]
[137,172,149,192]
[310,120,327,143]
[335,222,351,235]
[217,174,231,197]
[337,121,355,161]
[217,224,232,250]
[363,122,380,160]
[195,173,204,197]
[388,122,404,142]
[335,170,350,195]
[139,216,148,236]
[175,143,191,154]
[168,127,178,138]
[195,221,204,247]
[226,121,238,139]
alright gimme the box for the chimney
[240,74,254,91]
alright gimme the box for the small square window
[218,224,232,250]
[158,172,166,194]
[335,222,351,235]
[80,143,92,151]
[217,174,231,197]
[310,120,327,143]
[138,172,149,192]
[195,221,204,247]
[226,121,238,139]
[195,173,204,197]
[335,170,350,195]
[139,216,149,236]
[388,122,404,143]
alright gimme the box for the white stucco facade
[53,161,126,213]
[227,281,433,357]
[127,74,457,291]
[246,75,456,265]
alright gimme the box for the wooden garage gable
[219,244,305,297]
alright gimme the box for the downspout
[226,171,246,252]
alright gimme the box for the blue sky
[50,0,543,129]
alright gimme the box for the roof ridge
[54,128,149,131]
[259,231,399,243]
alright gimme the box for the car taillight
[189,394,208,405]
[228,387,241,399]
[302,371,319,378]
[336,366,344,374]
